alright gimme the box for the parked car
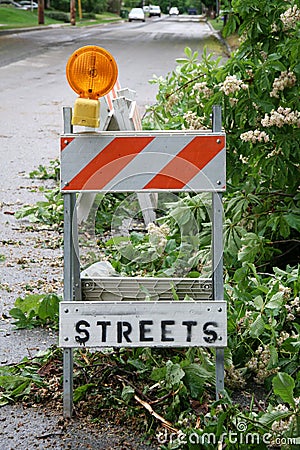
[0,0,27,8]
[169,6,179,15]
[19,0,38,8]
[128,7,145,22]
[188,8,197,15]
[149,5,161,17]
[143,5,149,13]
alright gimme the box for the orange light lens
[66,46,118,99]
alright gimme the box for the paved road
[0,18,226,449]
[0,17,224,110]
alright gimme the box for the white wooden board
[59,301,227,348]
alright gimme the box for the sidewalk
[0,33,155,449]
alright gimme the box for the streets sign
[59,301,227,348]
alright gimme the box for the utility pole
[70,0,76,25]
[38,0,44,24]
[78,0,82,20]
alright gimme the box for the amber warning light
[66,45,118,128]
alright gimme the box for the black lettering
[161,320,175,341]
[203,321,218,343]
[182,321,197,342]
[117,321,132,343]
[139,320,154,342]
[75,320,90,344]
[96,321,111,342]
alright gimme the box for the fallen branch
[134,394,179,433]
[149,388,180,405]
[36,432,63,439]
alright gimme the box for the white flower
[270,71,297,98]
[240,130,270,143]
[261,107,300,128]
[280,5,300,30]
[220,75,248,95]
[182,111,207,130]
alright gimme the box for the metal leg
[212,191,225,397]
[63,348,73,418]
[62,192,78,417]
[62,108,81,417]
[72,196,82,302]
[212,105,225,398]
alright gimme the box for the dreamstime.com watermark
[156,422,300,447]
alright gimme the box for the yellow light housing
[66,45,118,128]
[66,45,118,99]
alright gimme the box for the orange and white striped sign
[60,131,226,192]
[104,79,121,111]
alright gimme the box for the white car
[19,0,38,8]
[128,7,145,22]
[169,6,179,15]
[149,5,161,17]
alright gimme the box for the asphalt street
[0,17,227,448]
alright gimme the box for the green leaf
[249,314,265,338]
[272,372,295,408]
[183,363,214,399]
[14,294,44,314]
[267,345,278,369]
[259,409,292,426]
[38,294,60,320]
[9,308,34,329]
[284,213,300,232]
[0,375,31,396]
[253,295,264,310]
[127,358,147,371]
[73,383,95,403]
[121,385,135,403]
[265,292,284,310]
[165,361,185,389]
[150,366,167,382]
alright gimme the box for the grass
[209,17,240,52]
[76,12,122,27]
[208,17,224,31]
[0,6,122,30]
[0,6,58,28]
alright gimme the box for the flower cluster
[240,129,270,143]
[219,75,247,95]
[147,222,170,252]
[261,107,300,128]
[271,402,295,439]
[239,154,249,164]
[226,365,246,389]
[246,344,278,384]
[191,82,213,102]
[277,331,290,346]
[280,5,300,30]
[165,92,183,112]
[266,147,283,159]
[237,310,252,330]
[270,71,297,98]
[182,111,207,130]
[284,295,300,321]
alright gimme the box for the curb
[0,19,124,36]
[206,20,232,55]
[0,23,68,35]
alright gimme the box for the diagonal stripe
[63,137,154,191]
[104,135,194,191]
[61,136,115,186]
[144,136,225,190]
[185,147,226,191]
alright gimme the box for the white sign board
[59,301,227,348]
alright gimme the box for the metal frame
[61,105,225,418]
